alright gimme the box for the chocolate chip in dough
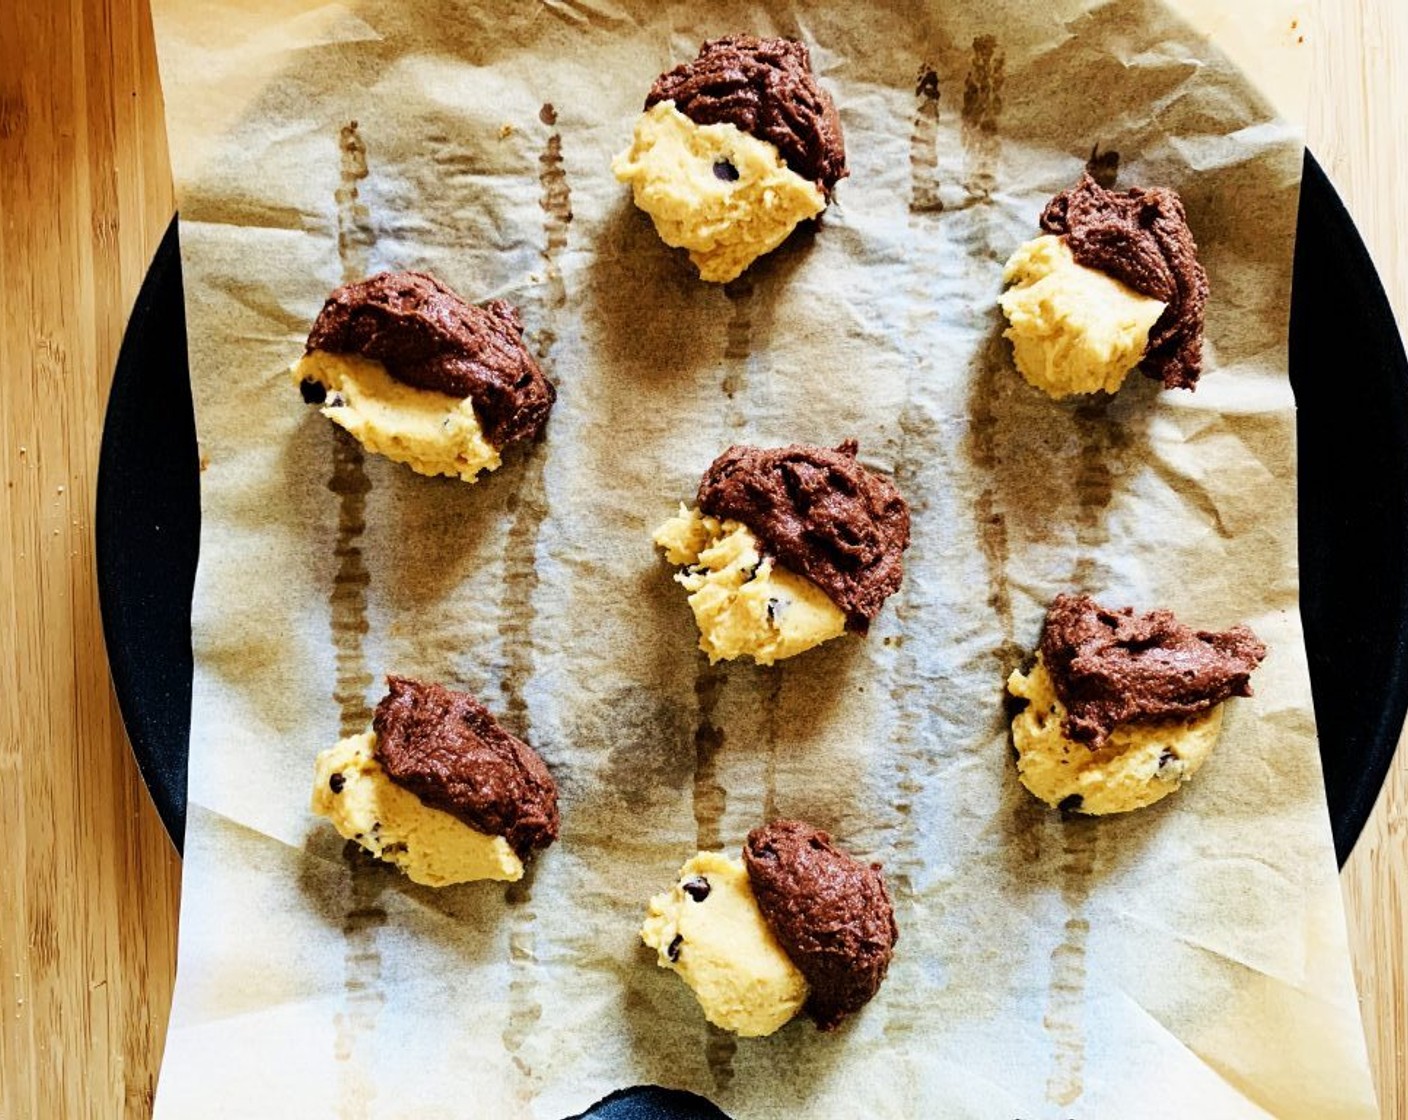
[329,772,346,794]
[712,159,740,182]
[682,877,711,902]
[299,378,327,404]
[667,934,684,962]
[1058,794,1084,813]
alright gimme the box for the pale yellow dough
[612,102,826,283]
[653,505,846,665]
[311,731,523,886]
[291,350,501,482]
[999,234,1167,399]
[1006,657,1224,815]
[641,851,808,1037]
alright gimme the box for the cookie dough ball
[641,822,896,1035]
[1001,173,1210,397]
[1000,235,1166,398]
[613,35,846,282]
[1007,594,1267,815]
[292,271,555,482]
[652,506,846,665]
[654,442,910,664]
[311,676,559,884]
[641,852,808,1037]
[312,731,524,885]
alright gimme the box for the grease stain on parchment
[329,118,384,1120]
[957,38,1022,681]
[1043,818,1098,1109]
[966,329,1025,680]
[721,275,754,405]
[497,102,574,1113]
[909,64,943,215]
[960,36,1005,201]
[1086,143,1121,189]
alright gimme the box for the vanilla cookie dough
[612,103,825,283]
[1000,235,1166,398]
[653,506,846,665]
[1007,594,1267,815]
[1000,173,1210,397]
[641,852,808,1037]
[641,821,896,1035]
[293,271,555,481]
[292,351,502,481]
[613,35,846,282]
[311,676,559,884]
[654,442,910,664]
[1008,657,1224,815]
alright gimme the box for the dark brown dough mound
[646,35,847,195]
[372,676,559,858]
[305,271,556,447]
[696,441,909,632]
[1040,173,1210,391]
[1039,593,1267,747]
[744,820,897,1031]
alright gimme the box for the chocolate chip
[682,877,711,902]
[1058,794,1084,813]
[299,378,327,404]
[712,159,739,182]
[325,392,345,408]
[667,934,683,962]
[328,772,346,794]
[766,598,779,623]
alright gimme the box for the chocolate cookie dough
[291,271,555,482]
[613,36,845,282]
[311,677,559,885]
[1039,593,1267,747]
[646,36,846,195]
[640,821,895,1036]
[697,442,910,631]
[744,820,898,1030]
[373,676,559,858]
[1007,595,1267,816]
[1000,173,1210,398]
[653,442,909,664]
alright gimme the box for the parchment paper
[149,1,1379,1116]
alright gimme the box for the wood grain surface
[0,0,1402,1116]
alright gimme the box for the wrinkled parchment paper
[149,1,1379,1115]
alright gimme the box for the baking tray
[94,151,1408,1118]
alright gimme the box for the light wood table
[1,1,1403,1115]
